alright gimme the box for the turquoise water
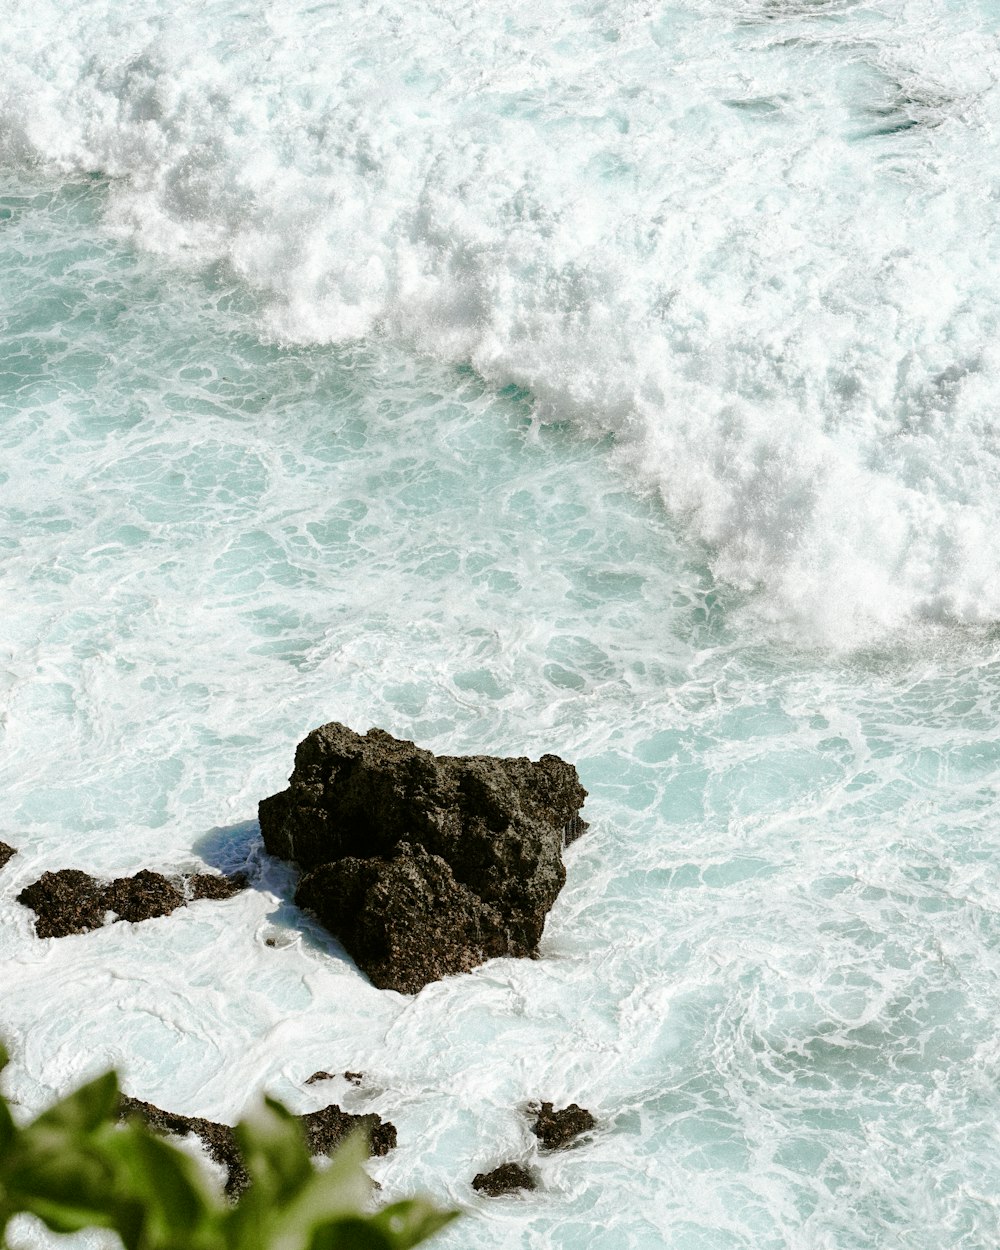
[3,3,1000,1247]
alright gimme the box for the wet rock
[260,722,586,992]
[105,870,185,923]
[299,1104,396,1158]
[17,867,251,938]
[120,1095,396,1201]
[304,1070,335,1085]
[0,842,16,870]
[530,1101,596,1149]
[17,869,107,938]
[120,1095,249,1199]
[472,1162,536,1197]
[344,1071,364,1085]
[187,872,249,901]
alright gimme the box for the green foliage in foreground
[0,1044,457,1250]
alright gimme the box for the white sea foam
[4,7,1000,1250]
[3,0,1000,642]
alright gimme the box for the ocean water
[2,1,1000,1247]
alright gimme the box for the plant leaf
[29,1071,120,1137]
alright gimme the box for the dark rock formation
[17,869,107,938]
[120,1094,395,1201]
[472,1162,536,1196]
[259,723,586,992]
[303,1070,364,1086]
[105,871,185,923]
[17,868,249,939]
[187,872,249,901]
[299,1104,396,1158]
[0,842,16,870]
[120,1095,249,1199]
[530,1101,596,1149]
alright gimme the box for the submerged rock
[17,869,107,938]
[0,842,16,870]
[259,722,587,992]
[120,1094,395,1200]
[530,1101,596,1149]
[17,868,249,938]
[472,1162,536,1197]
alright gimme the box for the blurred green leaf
[369,1200,460,1249]
[0,1042,458,1250]
[29,1070,120,1137]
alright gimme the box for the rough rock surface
[530,1101,596,1149]
[259,723,587,992]
[105,870,185,923]
[17,869,108,938]
[472,1162,536,1196]
[120,1095,395,1200]
[120,1095,249,1199]
[188,872,249,901]
[17,869,249,938]
[299,1104,396,1158]
[0,842,16,870]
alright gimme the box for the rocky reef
[120,1094,395,1200]
[17,868,248,939]
[259,723,587,993]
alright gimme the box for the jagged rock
[530,1101,596,1149]
[119,1094,395,1200]
[105,870,185,923]
[304,1070,335,1085]
[472,1162,536,1196]
[17,868,249,938]
[0,842,16,870]
[260,723,586,992]
[299,1104,396,1158]
[120,1095,248,1199]
[344,1071,364,1085]
[17,869,107,938]
[187,872,249,901]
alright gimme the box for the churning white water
[2,1,1000,1247]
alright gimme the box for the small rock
[120,1095,396,1200]
[472,1162,536,1197]
[0,842,16,870]
[304,1070,335,1085]
[17,869,107,938]
[530,1101,596,1150]
[187,872,249,901]
[344,1071,364,1085]
[104,870,185,923]
[299,1104,396,1157]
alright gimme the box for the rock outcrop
[530,1101,596,1149]
[17,869,249,939]
[0,842,16,871]
[472,1162,536,1196]
[17,869,108,938]
[120,1094,395,1200]
[259,723,587,993]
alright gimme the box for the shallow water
[3,3,1000,1248]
